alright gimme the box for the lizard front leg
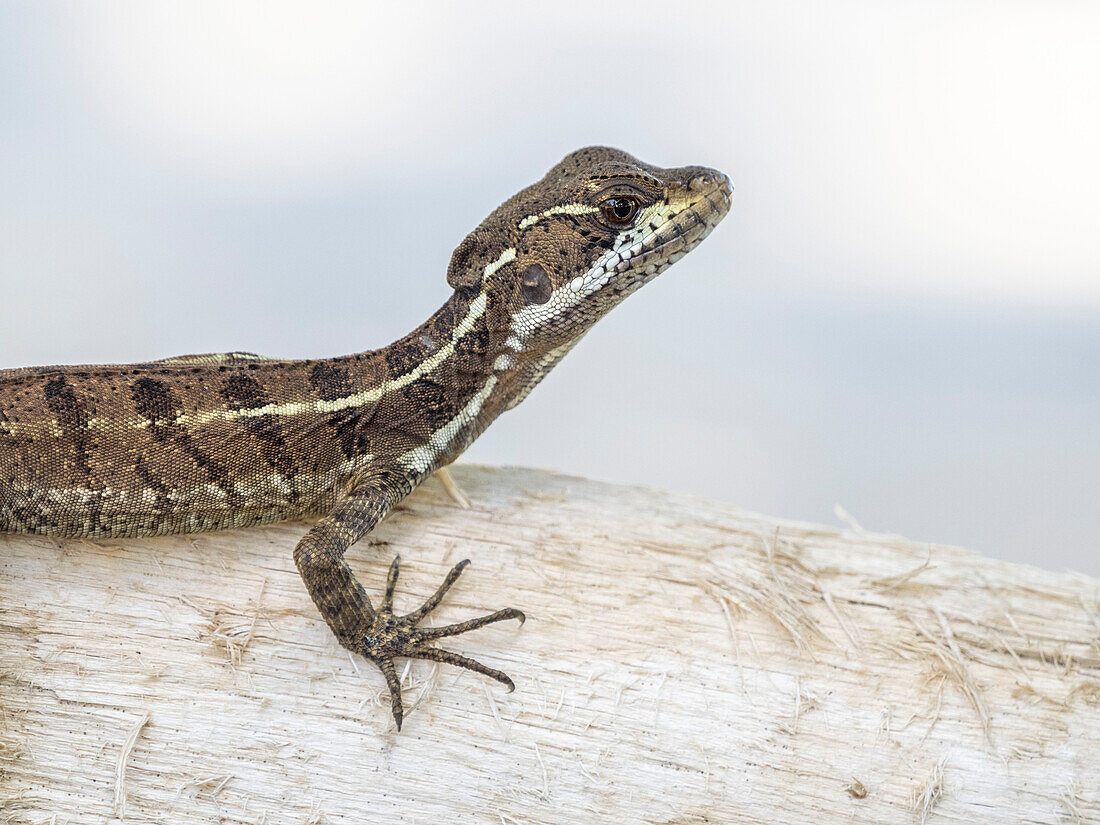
[292,472,525,730]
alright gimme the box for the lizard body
[0,147,731,727]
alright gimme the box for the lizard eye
[601,196,639,226]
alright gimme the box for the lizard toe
[353,560,525,729]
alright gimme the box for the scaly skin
[0,147,732,728]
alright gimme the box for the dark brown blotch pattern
[220,374,299,482]
[131,376,241,509]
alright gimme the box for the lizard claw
[357,558,525,731]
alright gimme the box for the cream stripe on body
[171,248,517,429]
[399,375,499,474]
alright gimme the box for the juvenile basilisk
[0,147,732,728]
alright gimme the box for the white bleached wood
[1,465,1097,823]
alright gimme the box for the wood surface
[2,465,1097,824]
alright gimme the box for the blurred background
[1,2,1096,572]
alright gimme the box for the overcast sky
[1,2,1097,572]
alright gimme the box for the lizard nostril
[688,170,733,197]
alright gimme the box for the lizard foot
[357,556,524,730]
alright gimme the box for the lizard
[0,146,732,729]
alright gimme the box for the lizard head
[445,146,732,406]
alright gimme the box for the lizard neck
[330,285,572,480]
[336,290,503,479]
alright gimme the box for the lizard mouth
[582,172,733,300]
[630,172,732,274]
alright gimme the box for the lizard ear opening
[521,264,553,305]
[446,233,484,295]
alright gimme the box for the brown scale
[0,147,732,729]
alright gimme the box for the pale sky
[1,2,1097,571]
